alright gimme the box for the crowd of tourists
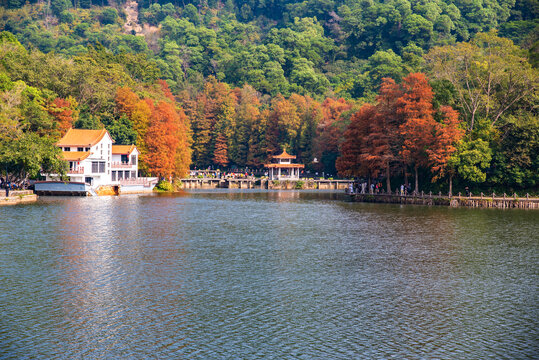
[189,170,256,179]
[0,178,30,196]
[347,181,415,196]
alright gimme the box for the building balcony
[111,162,135,169]
[68,168,85,174]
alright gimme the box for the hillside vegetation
[0,0,537,193]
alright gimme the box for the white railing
[111,162,135,168]
[119,178,155,187]
[68,168,84,174]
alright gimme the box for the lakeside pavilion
[265,150,305,180]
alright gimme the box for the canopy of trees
[0,0,537,193]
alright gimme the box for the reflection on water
[0,190,538,358]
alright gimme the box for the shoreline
[180,178,353,190]
[0,190,38,206]
[350,193,539,209]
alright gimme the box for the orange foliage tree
[233,85,261,166]
[144,100,191,179]
[115,87,152,173]
[368,78,403,192]
[337,73,462,193]
[268,95,300,155]
[174,106,192,178]
[314,98,353,174]
[290,94,322,168]
[48,97,78,137]
[189,77,236,168]
[337,78,404,190]
[115,87,139,117]
[397,73,438,193]
[213,133,229,167]
[427,105,464,194]
[336,104,377,178]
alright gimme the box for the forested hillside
[0,0,537,193]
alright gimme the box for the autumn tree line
[0,29,538,193]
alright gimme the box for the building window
[112,171,117,181]
[118,171,123,180]
[85,147,90,151]
[92,162,106,173]
[64,147,70,151]
[131,171,136,178]
[121,154,128,164]
[131,155,137,165]
[77,147,83,151]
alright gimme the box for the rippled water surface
[1,190,538,359]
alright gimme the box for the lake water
[1,190,538,359]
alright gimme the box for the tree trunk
[449,174,453,197]
[386,162,391,194]
[414,165,419,194]
[404,168,408,187]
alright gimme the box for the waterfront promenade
[181,177,353,190]
[0,190,37,206]
[351,191,539,209]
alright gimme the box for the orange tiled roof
[273,150,296,159]
[56,128,110,147]
[112,145,136,154]
[62,151,90,161]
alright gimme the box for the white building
[53,128,115,187]
[38,128,156,195]
[111,145,139,183]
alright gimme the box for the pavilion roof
[272,150,296,159]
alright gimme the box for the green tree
[425,31,539,132]
[490,114,539,188]
[51,0,71,17]
[0,133,67,181]
[450,139,492,183]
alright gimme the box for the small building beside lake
[36,128,156,195]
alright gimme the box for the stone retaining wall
[0,194,38,206]
[352,193,539,209]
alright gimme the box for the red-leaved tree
[428,105,464,195]
[397,73,437,193]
